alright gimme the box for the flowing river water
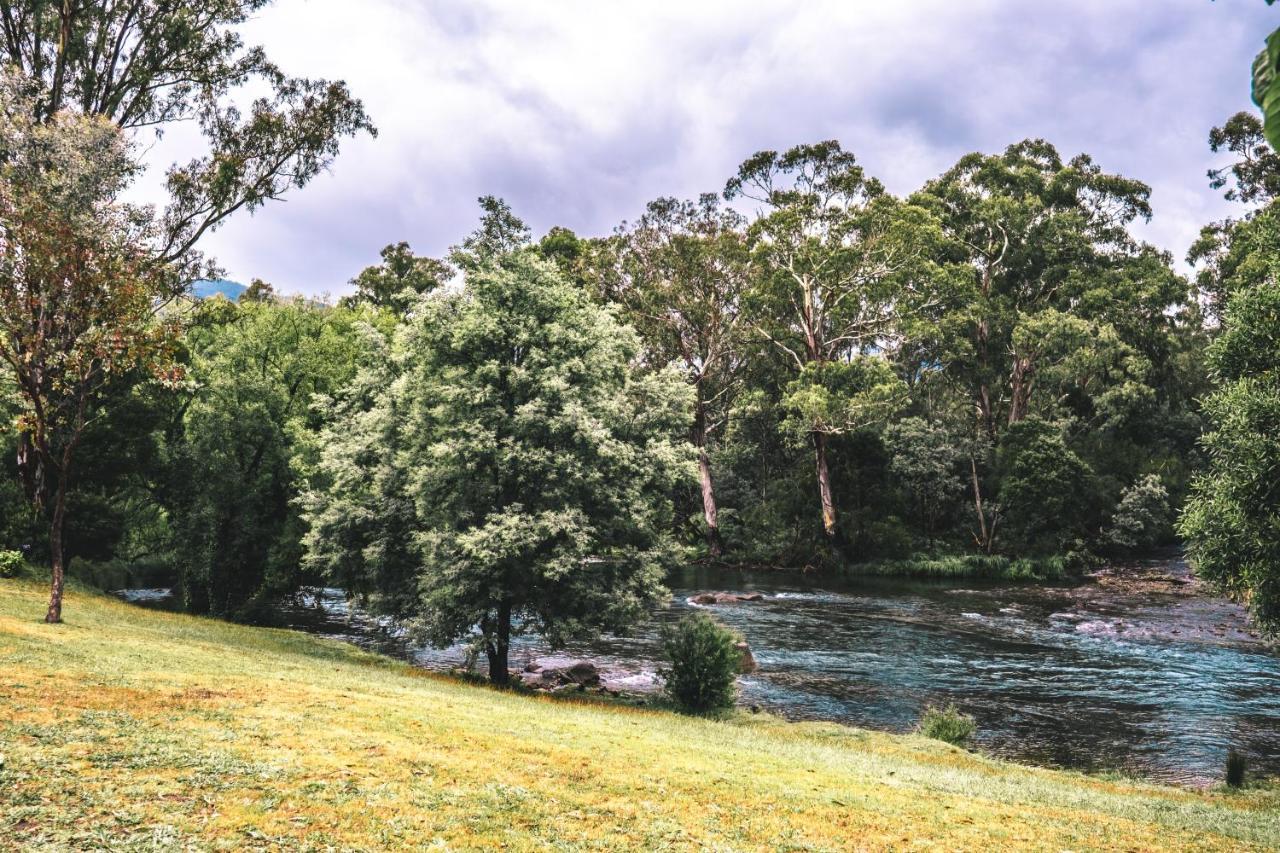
[117,555,1280,786]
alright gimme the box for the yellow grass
[1,577,1277,851]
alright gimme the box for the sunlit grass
[1,577,1277,850]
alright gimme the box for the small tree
[304,213,694,683]
[0,78,187,622]
[660,611,740,715]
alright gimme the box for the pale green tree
[303,230,694,684]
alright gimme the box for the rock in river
[689,591,765,605]
[517,657,601,689]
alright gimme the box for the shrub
[660,612,740,715]
[1226,749,1247,788]
[917,703,976,747]
[0,550,23,579]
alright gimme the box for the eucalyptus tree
[0,1,371,619]
[0,0,374,262]
[342,242,452,315]
[911,140,1186,551]
[303,236,694,684]
[725,141,943,541]
[0,76,188,622]
[609,194,749,555]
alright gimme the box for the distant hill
[192,279,247,301]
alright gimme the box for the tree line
[2,2,1279,678]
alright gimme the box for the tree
[162,297,364,618]
[1206,112,1280,205]
[342,242,451,314]
[725,141,939,541]
[911,140,1186,552]
[0,77,186,622]
[609,195,749,555]
[1180,282,1280,634]
[241,277,276,302]
[303,234,694,684]
[0,0,375,262]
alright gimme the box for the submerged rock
[689,591,765,605]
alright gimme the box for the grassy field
[1,578,1277,851]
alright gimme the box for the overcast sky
[143,0,1278,297]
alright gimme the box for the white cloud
[134,0,1278,295]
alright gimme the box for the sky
[138,0,1280,297]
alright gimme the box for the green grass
[1,577,1277,850]
[844,553,1071,581]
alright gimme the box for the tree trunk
[969,454,994,554]
[692,399,724,557]
[813,431,838,538]
[486,600,512,685]
[45,484,67,624]
[1008,356,1034,425]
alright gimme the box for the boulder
[690,591,765,605]
[735,640,758,674]
[517,657,602,689]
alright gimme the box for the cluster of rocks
[515,657,605,693]
[688,591,764,605]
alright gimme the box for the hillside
[191,278,247,301]
[1,579,1277,850]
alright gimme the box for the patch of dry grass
[1,578,1277,851]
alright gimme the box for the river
[116,555,1280,786]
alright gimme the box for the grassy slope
[1,579,1277,852]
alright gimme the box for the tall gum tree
[608,194,749,556]
[911,140,1186,552]
[0,0,372,620]
[0,77,187,622]
[725,141,945,543]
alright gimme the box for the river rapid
[117,555,1280,786]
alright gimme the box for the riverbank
[2,578,1277,849]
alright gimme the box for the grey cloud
[176,0,1280,296]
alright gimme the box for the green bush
[660,612,740,715]
[917,703,976,747]
[0,550,23,579]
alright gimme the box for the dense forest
[2,1,1280,684]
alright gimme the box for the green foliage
[1180,282,1280,634]
[162,298,366,619]
[997,419,1096,556]
[1252,21,1280,152]
[341,242,451,314]
[1103,475,1171,552]
[884,417,965,539]
[848,554,1067,581]
[303,215,694,681]
[0,549,22,578]
[660,612,740,715]
[917,703,976,747]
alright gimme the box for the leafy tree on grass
[0,77,188,623]
[303,215,694,683]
